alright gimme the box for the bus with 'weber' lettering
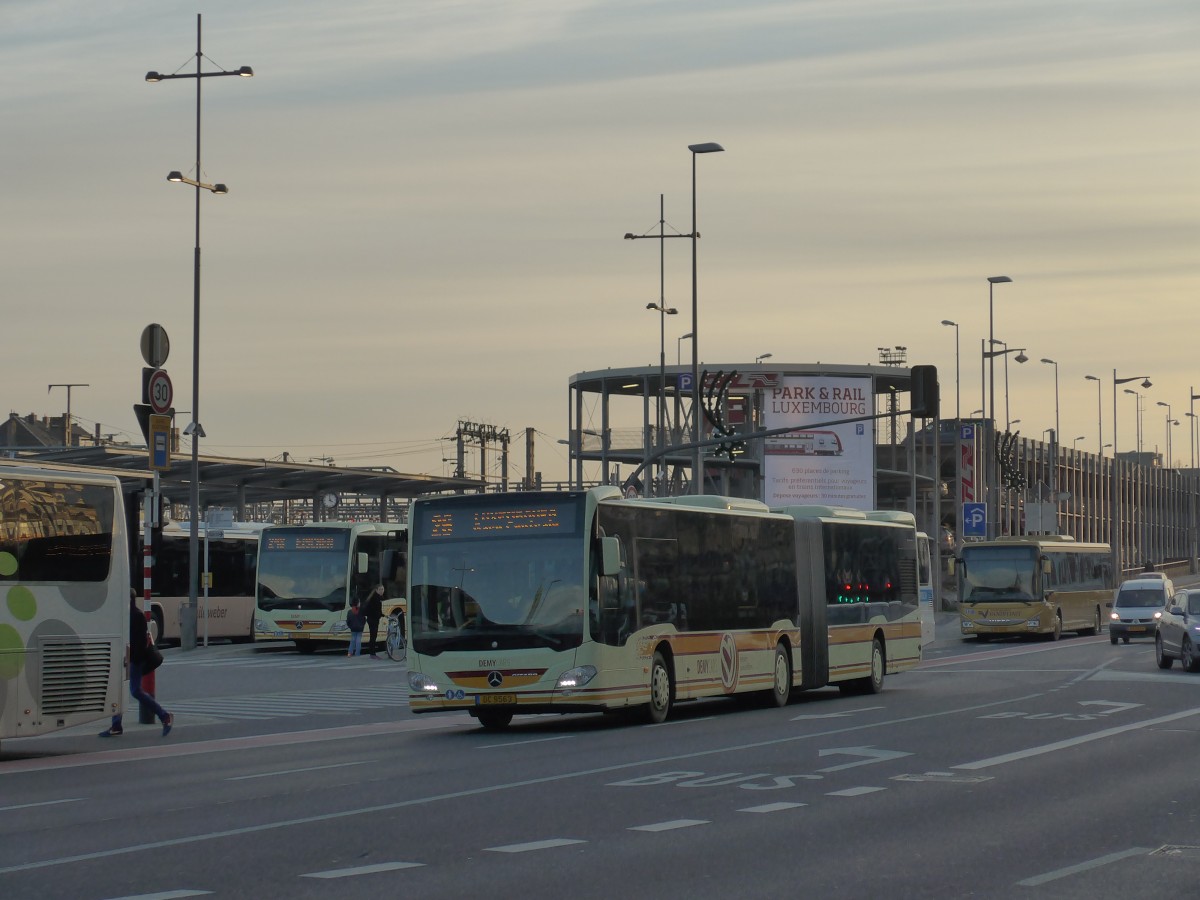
[0,464,128,747]
[405,487,924,730]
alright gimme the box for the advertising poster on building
[763,375,874,509]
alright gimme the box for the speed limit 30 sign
[148,369,173,414]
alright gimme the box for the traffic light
[910,365,939,418]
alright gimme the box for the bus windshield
[256,528,351,612]
[961,546,1037,602]
[409,496,587,654]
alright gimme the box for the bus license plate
[478,694,517,706]
[1129,626,1146,632]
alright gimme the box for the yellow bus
[405,488,924,730]
[956,536,1113,641]
[254,522,407,653]
[0,465,127,747]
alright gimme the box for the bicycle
[385,610,407,662]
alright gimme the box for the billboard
[763,375,874,509]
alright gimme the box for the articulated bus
[405,487,924,730]
[957,536,1113,641]
[0,465,127,747]
[144,522,266,645]
[254,522,407,652]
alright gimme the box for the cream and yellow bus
[145,522,266,645]
[0,464,128,747]
[956,536,1113,641]
[254,522,407,652]
[405,488,924,730]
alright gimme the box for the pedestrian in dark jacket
[346,599,366,657]
[364,584,385,659]
[100,591,173,737]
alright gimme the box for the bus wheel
[1047,614,1062,642]
[150,610,164,647]
[647,650,673,724]
[842,637,884,695]
[475,709,514,731]
[1080,608,1100,637]
[771,644,792,707]
[295,640,317,654]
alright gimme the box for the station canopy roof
[0,446,482,505]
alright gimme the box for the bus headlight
[408,672,439,694]
[555,666,597,690]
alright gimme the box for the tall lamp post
[1113,371,1152,575]
[1040,358,1060,442]
[755,353,773,364]
[985,276,1012,539]
[1073,435,1086,449]
[1124,389,1144,454]
[687,142,724,495]
[147,14,252,650]
[1085,374,1103,455]
[940,319,960,419]
[1157,401,1174,466]
[625,194,689,497]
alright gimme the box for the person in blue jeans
[100,591,173,737]
[346,598,366,657]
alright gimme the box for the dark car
[1155,589,1200,672]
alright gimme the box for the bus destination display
[263,531,350,553]
[423,504,577,540]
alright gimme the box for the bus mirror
[600,536,621,577]
[357,552,369,575]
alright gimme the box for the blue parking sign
[962,502,987,538]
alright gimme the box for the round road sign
[148,369,173,414]
[140,323,170,368]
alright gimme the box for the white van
[1109,577,1174,644]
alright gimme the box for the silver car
[1155,590,1200,672]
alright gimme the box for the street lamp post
[677,332,693,366]
[1073,435,1086,449]
[1157,401,1173,466]
[985,275,1012,541]
[940,319,960,419]
[1040,358,1060,442]
[1124,389,1144,454]
[625,193,690,497]
[1112,371,1152,575]
[687,141,724,495]
[1085,375,1103,456]
[754,353,773,364]
[147,14,252,651]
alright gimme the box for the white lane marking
[954,707,1200,770]
[485,839,585,853]
[629,819,709,832]
[792,705,883,721]
[738,802,807,813]
[301,861,424,879]
[0,690,1057,875]
[817,746,911,772]
[477,735,575,749]
[826,786,885,797]
[227,761,371,781]
[1017,847,1152,886]
[103,892,212,900]
[0,797,83,812]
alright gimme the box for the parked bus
[956,536,1113,641]
[145,522,266,645]
[0,465,127,746]
[254,522,407,652]
[405,487,923,729]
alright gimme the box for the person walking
[346,598,366,657]
[364,584,385,659]
[100,591,173,737]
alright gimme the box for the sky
[4,0,1199,486]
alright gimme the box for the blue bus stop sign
[962,502,987,538]
[677,372,693,394]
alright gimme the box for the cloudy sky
[5,0,1198,485]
